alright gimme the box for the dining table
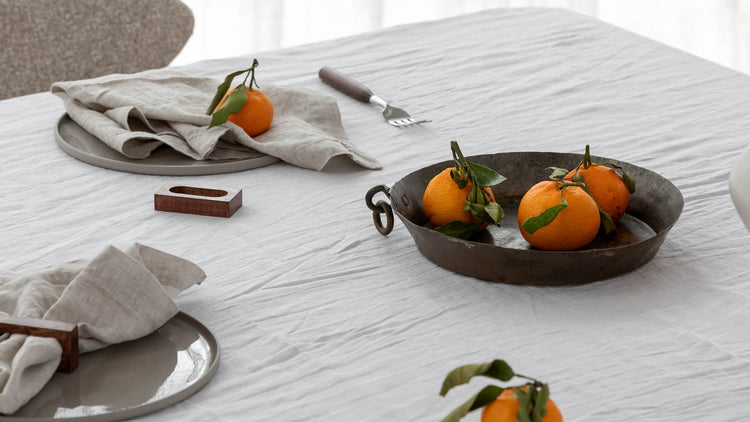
[2,7,750,422]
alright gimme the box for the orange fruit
[216,86,273,136]
[422,167,495,228]
[564,165,629,222]
[517,180,600,251]
[481,388,563,422]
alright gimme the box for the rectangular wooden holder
[0,316,79,373]
[155,184,242,218]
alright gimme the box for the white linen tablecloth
[1,7,750,421]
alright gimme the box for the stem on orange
[241,58,260,90]
[436,141,506,239]
[581,144,592,169]
[206,58,261,115]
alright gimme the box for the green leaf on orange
[515,388,533,422]
[621,170,636,193]
[571,171,586,184]
[440,385,506,422]
[546,167,569,181]
[465,201,486,216]
[205,69,249,115]
[521,199,567,234]
[515,383,551,422]
[469,161,506,187]
[451,169,469,189]
[435,221,484,240]
[532,383,550,419]
[208,83,247,128]
[484,201,504,224]
[599,208,617,234]
[467,186,485,204]
[593,161,636,194]
[439,359,515,396]
[577,182,618,235]
[436,141,507,240]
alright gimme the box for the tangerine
[216,86,273,137]
[564,164,629,222]
[422,167,495,228]
[517,180,600,251]
[481,389,563,422]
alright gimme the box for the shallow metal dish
[367,151,683,285]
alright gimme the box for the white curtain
[174,0,750,75]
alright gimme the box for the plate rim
[6,311,221,422]
[54,113,280,175]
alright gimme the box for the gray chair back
[0,0,194,99]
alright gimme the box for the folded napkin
[51,69,382,171]
[0,243,205,415]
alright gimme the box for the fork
[318,66,431,127]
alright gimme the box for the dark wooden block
[154,184,242,218]
[0,316,79,373]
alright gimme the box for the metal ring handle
[371,200,394,235]
[365,185,394,235]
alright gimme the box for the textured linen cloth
[0,243,205,415]
[51,70,381,170]
[4,7,750,422]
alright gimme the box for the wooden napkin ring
[155,184,242,218]
[0,316,79,373]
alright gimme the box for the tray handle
[365,185,394,235]
[0,316,79,373]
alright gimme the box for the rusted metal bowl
[366,151,683,285]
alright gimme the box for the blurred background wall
[173,0,750,75]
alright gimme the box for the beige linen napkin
[0,243,205,415]
[50,69,382,171]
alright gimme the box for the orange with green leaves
[439,359,562,422]
[422,141,506,240]
[518,145,636,250]
[206,58,273,137]
[563,145,634,223]
[517,180,600,251]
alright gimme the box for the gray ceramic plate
[54,114,279,175]
[6,312,220,421]
[371,151,683,285]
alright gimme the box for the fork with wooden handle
[318,66,431,127]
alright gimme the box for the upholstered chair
[0,0,194,99]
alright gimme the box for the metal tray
[55,113,279,175]
[367,151,683,285]
[6,312,220,421]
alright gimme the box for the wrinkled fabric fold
[51,70,382,170]
[0,243,205,415]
